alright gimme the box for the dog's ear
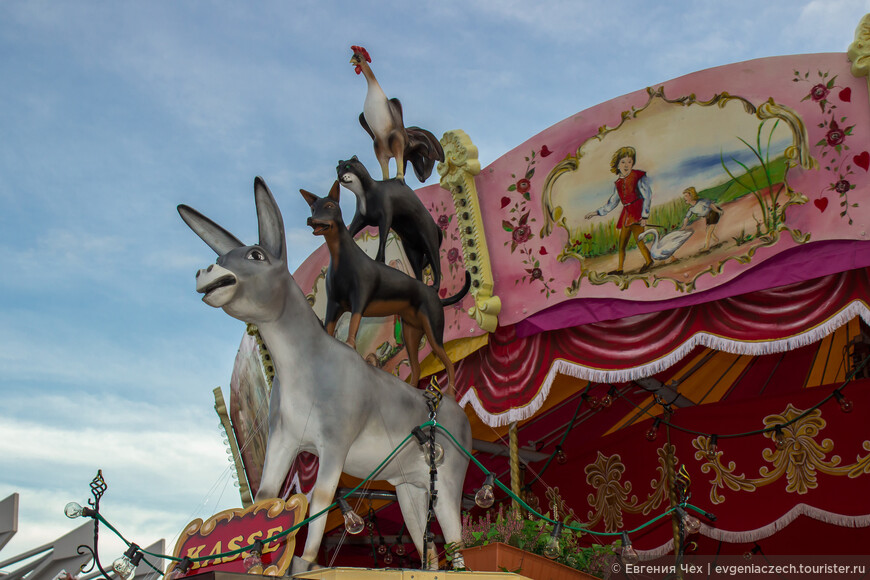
[328,180,340,202]
[351,155,358,161]
[178,204,244,256]
[300,189,319,207]
[254,177,286,262]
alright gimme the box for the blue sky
[1,0,868,569]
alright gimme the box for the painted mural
[478,53,870,326]
[540,90,812,293]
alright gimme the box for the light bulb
[337,498,365,534]
[646,418,661,442]
[706,435,719,461]
[112,544,140,580]
[620,532,639,565]
[834,390,853,413]
[112,556,134,580]
[600,394,613,408]
[523,487,540,513]
[168,558,192,580]
[684,514,702,534]
[243,552,263,574]
[582,392,601,409]
[383,552,393,565]
[543,523,562,559]
[395,543,405,556]
[244,540,264,574]
[474,474,495,508]
[377,541,387,555]
[555,446,568,465]
[773,425,786,450]
[676,507,701,535]
[64,502,84,519]
[425,442,444,464]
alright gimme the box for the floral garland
[794,69,868,224]
[500,148,556,298]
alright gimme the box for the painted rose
[835,179,851,194]
[826,121,846,146]
[810,84,829,102]
[529,267,543,280]
[447,248,460,263]
[516,178,531,194]
[512,224,531,244]
[437,214,450,230]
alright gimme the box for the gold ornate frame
[165,495,307,578]
[539,87,816,293]
[438,130,501,332]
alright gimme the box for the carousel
[40,13,870,580]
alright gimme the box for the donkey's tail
[441,271,472,307]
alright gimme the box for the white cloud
[0,401,243,562]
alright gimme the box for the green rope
[433,422,699,537]
[92,351,868,564]
[91,514,164,574]
[131,427,424,564]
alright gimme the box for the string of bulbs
[63,424,712,576]
[64,354,867,576]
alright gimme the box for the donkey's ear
[328,180,340,202]
[254,177,286,261]
[300,189,319,207]
[178,204,244,256]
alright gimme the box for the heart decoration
[439,288,448,298]
[540,246,548,255]
[839,87,852,102]
[540,145,552,157]
[500,196,511,209]
[855,151,870,171]
[814,197,829,212]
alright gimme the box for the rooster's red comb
[350,45,371,63]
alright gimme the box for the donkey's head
[178,177,289,323]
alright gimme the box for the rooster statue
[350,45,445,182]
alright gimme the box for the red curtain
[454,268,870,424]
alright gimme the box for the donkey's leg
[254,388,295,500]
[394,482,435,568]
[255,440,294,500]
[433,460,466,566]
[298,458,346,566]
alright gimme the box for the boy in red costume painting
[585,146,654,274]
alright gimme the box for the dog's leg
[346,312,363,349]
[394,483,432,568]
[420,316,456,397]
[376,214,392,263]
[403,243,426,283]
[324,301,341,337]
[401,323,423,387]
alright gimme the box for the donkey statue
[178,177,471,571]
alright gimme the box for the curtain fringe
[635,504,870,559]
[461,303,870,427]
